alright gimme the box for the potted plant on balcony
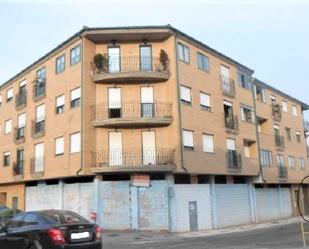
[93,53,108,73]
[159,49,169,72]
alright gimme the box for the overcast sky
[0,0,308,120]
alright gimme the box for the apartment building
[0,26,308,220]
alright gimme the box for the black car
[0,210,102,249]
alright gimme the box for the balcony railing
[32,120,45,138]
[92,56,170,83]
[272,103,282,121]
[15,91,27,109]
[14,127,25,144]
[278,166,288,179]
[226,150,242,170]
[91,148,175,170]
[275,134,285,149]
[224,115,239,132]
[30,157,44,176]
[33,78,46,101]
[13,161,24,176]
[91,102,173,127]
[221,75,236,98]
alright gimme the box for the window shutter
[36,104,45,122]
[18,113,26,128]
[180,86,191,102]
[71,88,81,101]
[200,93,210,107]
[19,80,27,87]
[55,137,64,155]
[70,132,81,153]
[35,143,44,172]
[226,139,236,151]
[7,88,13,99]
[108,88,121,109]
[203,134,214,153]
[56,95,65,107]
[183,130,194,147]
[141,87,154,103]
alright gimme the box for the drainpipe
[174,33,187,173]
[76,34,84,176]
[251,76,266,183]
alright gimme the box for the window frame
[55,94,65,114]
[3,152,11,167]
[197,52,209,72]
[70,45,81,66]
[199,91,211,111]
[177,43,190,63]
[55,54,66,74]
[70,87,81,108]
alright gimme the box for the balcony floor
[91,164,175,173]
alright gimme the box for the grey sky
[0,0,308,120]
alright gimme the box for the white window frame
[178,43,190,63]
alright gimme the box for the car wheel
[28,240,42,249]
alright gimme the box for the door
[142,131,156,165]
[108,47,120,73]
[109,132,123,166]
[140,45,152,71]
[0,193,6,206]
[220,65,231,92]
[189,201,198,232]
[16,149,24,174]
[108,88,121,118]
[34,143,44,172]
[141,87,154,118]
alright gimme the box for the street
[103,222,307,249]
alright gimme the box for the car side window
[22,214,40,226]
[5,213,24,228]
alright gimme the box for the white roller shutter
[70,132,80,153]
[36,104,45,122]
[200,92,211,107]
[180,86,191,102]
[226,139,236,151]
[71,88,81,101]
[109,132,123,166]
[142,131,156,165]
[183,130,194,148]
[35,143,44,172]
[55,137,64,155]
[19,80,27,87]
[108,88,121,109]
[141,87,154,103]
[202,134,214,153]
[18,113,26,128]
[56,95,65,107]
[7,88,13,99]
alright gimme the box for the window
[70,87,81,108]
[34,143,44,173]
[288,156,295,169]
[296,131,301,143]
[177,43,190,63]
[56,95,65,114]
[3,152,10,166]
[36,67,46,79]
[17,113,26,139]
[202,134,214,153]
[182,130,194,150]
[254,85,267,103]
[6,88,13,102]
[260,150,272,167]
[226,139,236,151]
[70,45,81,65]
[285,127,291,141]
[238,72,251,90]
[282,101,288,112]
[5,119,12,134]
[180,85,191,104]
[56,54,65,74]
[36,104,45,122]
[300,157,305,170]
[70,132,80,153]
[197,52,209,72]
[240,105,254,123]
[200,92,211,111]
[292,105,297,116]
[55,137,64,156]
[0,95,2,106]
[276,154,284,167]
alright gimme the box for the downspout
[76,34,84,176]
[251,77,266,182]
[174,33,187,173]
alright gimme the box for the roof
[0,24,253,90]
[254,78,309,111]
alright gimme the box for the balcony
[13,161,24,177]
[30,157,44,178]
[15,91,27,109]
[32,78,46,102]
[278,166,288,180]
[224,115,239,134]
[91,102,173,128]
[221,76,236,98]
[91,56,170,83]
[272,103,282,122]
[275,135,285,150]
[32,120,45,139]
[226,150,242,172]
[14,127,25,144]
[90,148,175,173]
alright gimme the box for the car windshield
[41,211,89,224]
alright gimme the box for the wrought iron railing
[221,75,236,97]
[32,120,45,138]
[224,115,239,131]
[275,134,285,149]
[272,103,282,121]
[14,127,25,143]
[33,78,46,101]
[13,161,24,176]
[226,150,242,169]
[278,166,288,179]
[15,91,27,108]
[91,148,175,168]
[91,102,172,122]
[93,56,169,74]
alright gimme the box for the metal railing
[92,102,172,121]
[226,150,242,169]
[275,134,285,149]
[221,75,236,97]
[33,78,46,101]
[30,157,44,175]
[278,166,288,179]
[272,103,282,121]
[91,148,175,168]
[224,115,239,131]
[13,161,24,176]
[14,127,25,143]
[15,91,27,108]
[32,120,45,138]
[93,56,169,74]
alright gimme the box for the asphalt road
[103,222,307,249]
